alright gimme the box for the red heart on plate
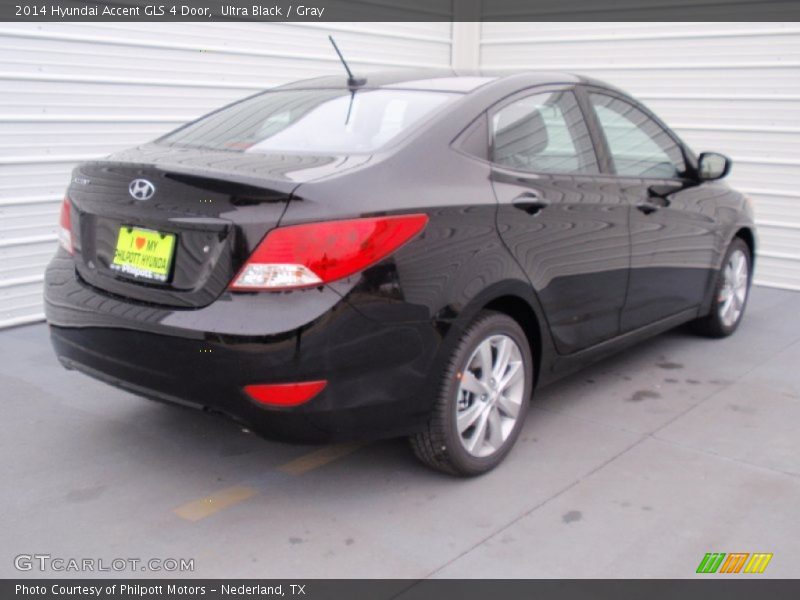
[135,237,146,250]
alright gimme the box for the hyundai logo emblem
[129,179,156,201]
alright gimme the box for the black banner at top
[2,0,800,21]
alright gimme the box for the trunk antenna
[328,36,367,89]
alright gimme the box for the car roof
[275,69,620,95]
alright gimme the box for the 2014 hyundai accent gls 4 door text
[45,70,755,476]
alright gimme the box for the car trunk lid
[67,147,318,308]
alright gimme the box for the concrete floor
[1,286,799,579]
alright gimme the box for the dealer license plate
[111,226,176,283]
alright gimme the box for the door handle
[636,202,659,215]
[644,186,672,212]
[512,193,549,216]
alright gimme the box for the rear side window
[490,90,598,175]
[159,89,458,154]
[589,93,685,179]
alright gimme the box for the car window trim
[451,111,490,162]
[578,84,695,182]
[484,84,602,178]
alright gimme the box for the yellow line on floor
[173,485,257,522]
[173,444,363,522]
[277,442,364,476]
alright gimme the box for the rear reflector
[58,196,74,255]
[244,380,327,407]
[230,214,428,291]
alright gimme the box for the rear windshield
[159,89,458,154]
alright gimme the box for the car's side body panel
[575,84,721,333]
[492,167,630,355]
[617,176,736,332]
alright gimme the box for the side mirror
[698,152,731,181]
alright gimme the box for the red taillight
[230,214,428,291]
[58,196,74,255]
[244,380,327,407]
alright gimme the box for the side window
[589,93,685,179]
[491,90,598,175]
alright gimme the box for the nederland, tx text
[16,584,308,596]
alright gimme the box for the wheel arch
[445,280,556,388]
[700,224,757,316]
[483,295,543,386]
[734,226,756,270]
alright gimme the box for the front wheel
[692,237,752,338]
[410,311,533,476]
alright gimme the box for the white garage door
[0,21,453,328]
[480,22,800,291]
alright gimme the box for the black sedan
[45,70,755,475]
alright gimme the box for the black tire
[692,237,752,338]
[410,310,533,476]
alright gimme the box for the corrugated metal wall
[480,22,800,291]
[2,20,799,329]
[0,20,453,328]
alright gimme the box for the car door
[489,86,630,355]
[584,89,718,332]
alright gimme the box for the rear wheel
[692,237,751,337]
[410,311,533,476]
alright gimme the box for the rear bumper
[45,252,443,442]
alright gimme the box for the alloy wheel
[455,334,526,458]
[718,248,749,328]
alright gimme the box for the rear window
[159,89,458,154]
